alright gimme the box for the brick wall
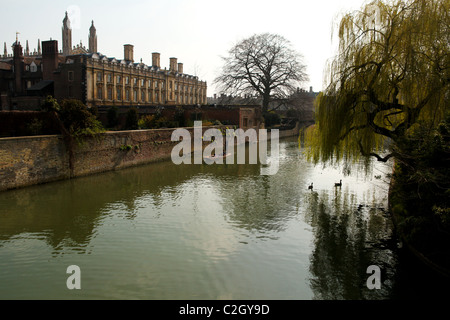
[72,128,183,177]
[0,135,70,191]
[0,126,225,191]
[0,125,298,192]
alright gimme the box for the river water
[0,137,448,300]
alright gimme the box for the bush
[41,95,60,113]
[59,99,104,136]
[138,115,155,129]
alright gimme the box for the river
[0,137,448,299]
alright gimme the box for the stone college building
[0,12,207,110]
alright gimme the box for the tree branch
[358,140,394,163]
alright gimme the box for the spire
[3,42,7,58]
[89,20,95,32]
[88,20,97,53]
[62,11,72,55]
[63,11,71,29]
[25,40,29,56]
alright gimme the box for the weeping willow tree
[304,0,449,170]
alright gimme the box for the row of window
[97,72,162,88]
[95,72,204,93]
[96,87,203,104]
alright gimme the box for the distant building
[0,12,207,110]
[207,86,318,126]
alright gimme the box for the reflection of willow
[305,188,397,300]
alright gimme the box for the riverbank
[0,124,299,192]
[388,164,450,279]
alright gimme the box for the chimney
[42,40,59,80]
[124,44,134,63]
[169,57,177,72]
[152,52,160,68]
[13,42,24,94]
[178,62,183,74]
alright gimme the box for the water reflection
[304,187,397,299]
[0,157,261,253]
[2,137,444,299]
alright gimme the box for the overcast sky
[1,0,368,96]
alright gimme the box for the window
[155,81,158,88]
[148,80,151,87]
[107,87,113,100]
[141,79,145,86]
[97,87,103,99]
[97,72,103,82]
[133,78,137,85]
[107,74,112,83]
[117,87,122,100]
[243,117,248,127]
[141,90,145,101]
[126,89,130,101]
[125,76,129,85]
[68,71,74,81]
[134,90,138,102]
[117,75,122,84]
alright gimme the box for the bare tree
[214,33,308,113]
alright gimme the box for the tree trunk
[262,94,270,114]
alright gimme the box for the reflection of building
[0,12,207,110]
